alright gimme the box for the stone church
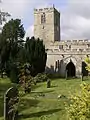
[34,6,90,77]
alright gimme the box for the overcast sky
[1,0,90,40]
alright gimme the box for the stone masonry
[34,6,60,45]
[34,6,90,77]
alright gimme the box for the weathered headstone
[4,87,19,120]
[47,79,51,88]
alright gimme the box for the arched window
[41,13,46,24]
[55,60,58,68]
[55,60,59,68]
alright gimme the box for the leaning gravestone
[4,87,19,120]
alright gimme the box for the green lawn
[0,77,90,120]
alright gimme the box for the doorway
[66,62,76,77]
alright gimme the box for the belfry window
[41,13,46,24]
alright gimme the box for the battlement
[63,39,89,43]
[34,7,54,13]
[50,39,90,45]
[34,6,59,13]
[46,47,90,53]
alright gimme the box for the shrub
[34,73,48,83]
[66,82,90,120]
[19,64,32,93]
[47,73,62,79]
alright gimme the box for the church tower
[34,6,60,45]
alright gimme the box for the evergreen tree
[25,37,47,76]
[0,19,25,81]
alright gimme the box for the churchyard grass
[0,77,90,120]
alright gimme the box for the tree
[0,1,11,30]
[0,19,25,81]
[0,33,10,77]
[25,37,47,76]
[0,19,47,82]
[1,19,25,61]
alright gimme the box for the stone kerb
[4,87,19,120]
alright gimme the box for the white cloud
[25,25,34,39]
[1,0,90,40]
[0,0,28,19]
[0,0,48,38]
[61,0,90,40]
[26,0,90,40]
[0,0,48,24]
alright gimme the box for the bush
[34,73,48,83]
[19,64,32,93]
[47,73,63,79]
[66,82,90,120]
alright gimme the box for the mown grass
[0,77,90,120]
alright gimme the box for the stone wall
[46,40,90,77]
[33,6,90,77]
[34,6,60,44]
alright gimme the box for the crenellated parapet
[46,40,90,55]
[46,39,90,54]
[34,6,59,13]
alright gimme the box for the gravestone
[47,79,51,88]
[4,87,19,120]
